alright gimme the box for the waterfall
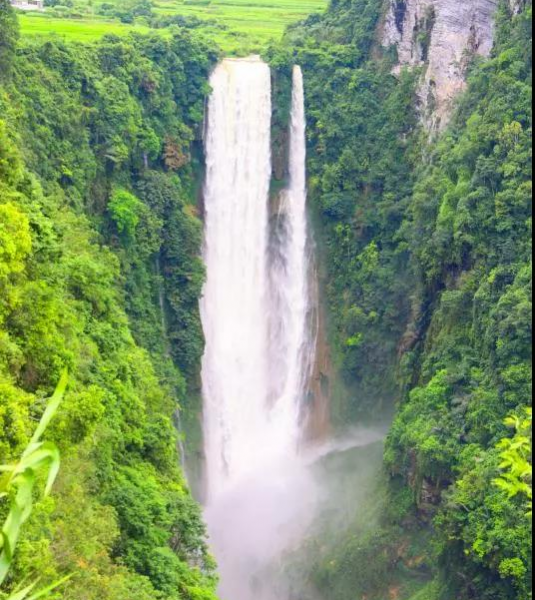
[201,56,273,499]
[269,65,314,431]
[201,58,315,599]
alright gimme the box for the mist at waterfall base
[199,57,384,599]
[203,428,386,600]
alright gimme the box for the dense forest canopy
[268,0,532,597]
[0,2,220,596]
[0,0,533,598]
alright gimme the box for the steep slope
[1,0,532,597]
[271,0,532,598]
[0,5,220,597]
[382,0,500,128]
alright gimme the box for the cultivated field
[18,0,328,51]
[19,14,153,41]
[153,0,326,42]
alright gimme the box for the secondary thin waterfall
[201,58,315,599]
[268,65,314,433]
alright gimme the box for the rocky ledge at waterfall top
[382,0,506,129]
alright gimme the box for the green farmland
[19,14,153,41]
[18,0,328,51]
[152,0,327,41]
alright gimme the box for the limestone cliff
[382,0,499,129]
[509,0,527,13]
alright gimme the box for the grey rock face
[509,0,525,13]
[382,0,499,129]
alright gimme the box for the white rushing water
[268,64,314,437]
[201,58,316,599]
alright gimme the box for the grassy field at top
[19,14,153,41]
[18,0,328,52]
[153,0,326,41]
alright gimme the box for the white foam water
[201,58,315,599]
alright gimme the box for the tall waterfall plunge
[201,57,317,599]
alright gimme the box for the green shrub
[108,189,143,242]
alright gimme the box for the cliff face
[509,0,527,13]
[382,0,499,129]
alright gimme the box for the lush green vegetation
[0,375,70,600]
[17,0,327,53]
[19,14,154,41]
[0,0,220,595]
[1,0,532,597]
[269,0,532,598]
[269,0,419,422]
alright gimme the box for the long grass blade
[0,374,68,589]
[5,582,36,600]
[26,370,68,450]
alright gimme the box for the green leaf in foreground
[0,372,68,595]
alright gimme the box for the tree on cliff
[0,0,19,79]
